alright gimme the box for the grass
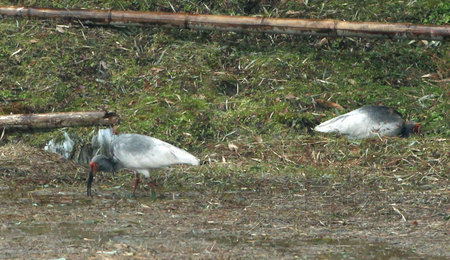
[0,0,449,258]
[0,0,448,184]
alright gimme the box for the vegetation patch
[0,0,448,258]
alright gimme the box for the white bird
[314,105,420,139]
[87,133,200,197]
[91,128,117,157]
[44,132,75,159]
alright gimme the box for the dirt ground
[0,143,448,259]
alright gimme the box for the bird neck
[109,158,120,172]
[401,123,416,137]
[100,156,120,173]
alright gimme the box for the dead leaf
[112,125,120,135]
[56,25,68,33]
[228,143,238,152]
[151,67,164,73]
[285,10,302,15]
[316,99,344,110]
[421,73,440,80]
[100,61,108,70]
[315,37,328,47]
[164,99,175,105]
[285,93,297,100]
[348,79,357,86]
[144,80,152,91]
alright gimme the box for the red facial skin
[89,162,98,173]
[413,124,421,134]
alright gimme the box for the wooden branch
[0,111,119,130]
[0,6,448,40]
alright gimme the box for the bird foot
[151,189,157,201]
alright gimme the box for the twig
[391,205,407,222]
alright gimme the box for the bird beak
[87,170,94,196]
[87,162,96,196]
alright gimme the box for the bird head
[87,155,114,196]
[90,154,116,173]
[89,161,98,173]
[402,122,421,137]
[412,123,421,134]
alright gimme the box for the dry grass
[0,143,87,187]
[0,137,448,258]
[0,0,448,258]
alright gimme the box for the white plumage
[91,128,117,157]
[87,133,199,196]
[44,132,75,159]
[314,105,420,139]
[112,134,199,177]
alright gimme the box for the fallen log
[0,6,448,40]
[0,111,119,130]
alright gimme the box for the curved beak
[87,162,96,196]
[87,169,94,196]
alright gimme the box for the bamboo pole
[0,6,448,40]
[0,111,119,130]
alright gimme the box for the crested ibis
[44,132,75,159]
[314,105,420,139]
[87,133,199,197]
[91,128,117,157]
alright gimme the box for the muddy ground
[0,142,448,259]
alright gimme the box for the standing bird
[87,133,200,197]
[314,105,420,139]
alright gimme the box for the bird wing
[111,134,199,170]
[92,128,117,157]
[315,109,367,135]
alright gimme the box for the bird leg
[145,177,157,200]
[146,178,157,189]
[132,173,140,197]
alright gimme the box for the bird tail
[170,147,200,166]
[188,155,200,166]
[314,115,347,133]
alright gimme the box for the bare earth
[0,143,448,259]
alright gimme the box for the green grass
[0,0,448,168]
[0,2,449,259]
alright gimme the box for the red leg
[133,173,140,195]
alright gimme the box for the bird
[91,128,117,157]
[314,105,420,139]
[87,133,200,197]
[44,132,75,159]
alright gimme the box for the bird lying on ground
[314,105,420,139]
[87,133,199,197]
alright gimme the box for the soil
[0,143,448,259]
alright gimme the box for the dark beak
[87,170,94,196]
